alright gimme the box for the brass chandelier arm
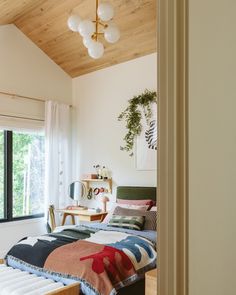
[98,22,108,28]
[91,32,104,41]
[92,20,108,28]
[92,20,108,31]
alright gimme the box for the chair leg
[61,213,68,226]
[71,215,76,225]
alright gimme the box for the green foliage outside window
[0,131,45,219]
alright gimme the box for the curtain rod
[0,91,45,103]
[0,113,44,122]
[0,91,72,107]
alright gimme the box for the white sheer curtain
[45,101,72,218]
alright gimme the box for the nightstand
[57,209,108,225]
[145,268,157,295]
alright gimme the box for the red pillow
[117,199,155,210]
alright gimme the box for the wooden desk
[145,268,157,295]
[57,209,108,225]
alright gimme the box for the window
[0,130,45,222]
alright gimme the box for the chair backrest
[48,205,56,232]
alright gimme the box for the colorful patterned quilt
[5,224,157,295]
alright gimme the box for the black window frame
[0,130,44,223]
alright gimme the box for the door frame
[158,0,188,294]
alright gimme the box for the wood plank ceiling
[0,0,157,77]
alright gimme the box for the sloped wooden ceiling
[0,0,157,77]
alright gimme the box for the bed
[4,186,157,295]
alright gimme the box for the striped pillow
[102,203,148,224]
[113,206,157,231]
[108,215,145,231]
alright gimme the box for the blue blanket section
[108,236,154,263]
[82,223,157,248]
[107,235,156,275]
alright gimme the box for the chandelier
[67,1,120,59]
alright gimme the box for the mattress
[0,264,64,295]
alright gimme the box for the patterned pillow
[102,203,148,223]
[108,215,145,231]
[113,206,157,231]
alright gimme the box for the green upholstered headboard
[116,186,156,202]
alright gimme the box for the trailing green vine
[118,89,157,156]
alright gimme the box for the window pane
[0,131,4,219]
[13,132,45,217]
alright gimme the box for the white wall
[0,25,72,257]
[189,1,236,294]
[0,219,46,258]
[72,54,157,209]
[0,25,72,103]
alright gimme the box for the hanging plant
[118,89,157,156]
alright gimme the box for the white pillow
[102,203,149,223]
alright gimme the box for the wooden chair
[48,204,56,232]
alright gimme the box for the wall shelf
[81,178,112,193]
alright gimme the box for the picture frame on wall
[136,103,157,170]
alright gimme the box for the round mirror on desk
[68,181,87,208]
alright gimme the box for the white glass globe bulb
[78,19,95,37]
[104,24,120,43]
[88,41,104,59]
[83,37,95,49]
[97,3,114,22]
[67,14,81,32]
